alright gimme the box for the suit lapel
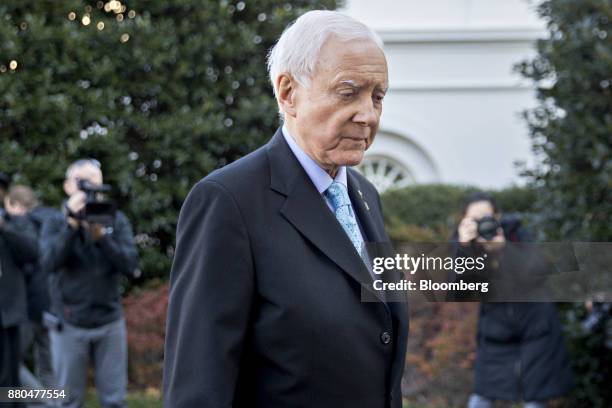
[280,181,377,292]
[267,129,385,304]
[347,169,384,244]
[348,170,401,294]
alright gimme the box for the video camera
[75,179,117,226]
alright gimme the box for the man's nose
[353,97,379,127]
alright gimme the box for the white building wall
[342,0,547,189]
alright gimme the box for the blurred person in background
[40,159,139,408]
[5,185,58,405]
[0,172,11,209]
[0,181,39,408]
[454,192,573,408]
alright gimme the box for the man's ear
[276,73,298,118]
[63,179,73,196]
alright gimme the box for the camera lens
[477,216,499,240]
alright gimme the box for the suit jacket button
[380,331,392,345]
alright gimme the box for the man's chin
[334,152,366,167]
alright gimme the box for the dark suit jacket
[163,128,409,408]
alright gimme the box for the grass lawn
[84,388,162,408]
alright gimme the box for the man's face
[287,37,388,172]
[64,163,103,196]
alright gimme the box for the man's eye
[373,94,385,103]
[339,91,355,98]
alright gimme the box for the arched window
[356,130,439,192]
[357,155,414,192]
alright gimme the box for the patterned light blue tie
[324,182,367,264]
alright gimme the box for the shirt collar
[282,124,347,194]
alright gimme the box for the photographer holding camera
[40,159,138,408]
[0,179,39,407]
[454,192,573,408]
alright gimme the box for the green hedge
[380,184,537,242]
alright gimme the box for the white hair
[267,10,384,103]
[65,158,102,179]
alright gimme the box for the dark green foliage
[0,0,337,281]
[516,1,612,405]
[560,304,612,407]
[381,184,470,234]
[515,0,612,242]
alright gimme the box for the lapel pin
[357,189,369,210]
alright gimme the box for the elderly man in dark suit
[163,10,409,408]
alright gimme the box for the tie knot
[325,182,351,211]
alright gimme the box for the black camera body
[477,216,500,240]
[76,179,117,226]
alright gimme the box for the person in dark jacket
[0,185,39,408]
[455,192,573,408]
[4,185,59,395]
[40,159,139,408]
[0,172,11,204]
